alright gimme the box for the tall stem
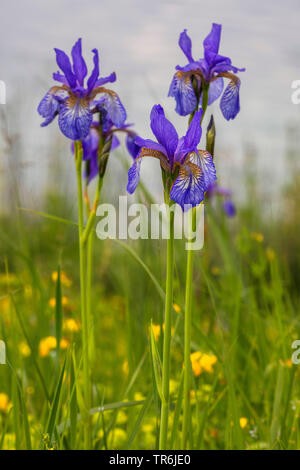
[75,141,91,449]
[159,201,175,450]
[182,84,209,449]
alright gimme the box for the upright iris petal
[71,38,88,86]
[54,48,77,89]
[179,29,194,62]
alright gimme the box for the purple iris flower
[127,104,217,211]
[206,181,236,217]
[169,23,245,120]
[38,38,126,140]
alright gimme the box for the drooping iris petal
[37,88,67,127]
[195,150,217,189]
[135,137,168,157]
[54,48,77,89]
[126,133,140,160]
[127,146,170,195]
[87,49,99,94]
[170,156,205,210]
[168,72,197,116]
[150,105,178,163]
[58,95,92,140]
[71,38,88,86]
[97,92,127,127]
[203,23,222,59]
[82,127,99,161]
[220,78,240,120]
[127,158,142,194]
[223,199,236,217]
[179,29,194,62]
[207,77,224,105]
[95,72,116,87]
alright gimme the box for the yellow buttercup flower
[190,351,217,377]
[251,232,264,243]
[63,318,80,332]
[49,296,69,308]
[151,323,174,342]
[39,336,69,357]
[266,248,275,261]
[0,393,11,413]
[51,271,72,287]
[173,303,181,313]
[240,417,248,429]
[122,360,129,376]
[19,341,31,357]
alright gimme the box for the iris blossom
[81,106,137,183]
[127,104,217,210]
[206,182,236,217]
[38,38,126,140]
[169,23,245,120]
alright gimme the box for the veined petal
[95,72,116,87]
[179,29,194,62]
[220,78,240,120]
[58,95,92,140]
[54,48,77,89]
[168,71,197,116]
[170,156,205,210]
[37,87,67,127]
[194,150,217,189]
[87,49,99,94]
[98,91,127,127]
[150,105,178,163]
[71,38,88,86]
[207,77,224,105]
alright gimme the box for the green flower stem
[159,199,175,450]
[182,84,209,449]
[86,176,104,362]
[75,141,91,449]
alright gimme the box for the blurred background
[1,0,300,211]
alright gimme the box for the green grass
[0,161,299,450]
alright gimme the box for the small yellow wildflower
[51,271,72,287]
[281,358,293,368]
[251,232,264,243]
[49,296,69,308]
[63,318,80,333]
[266,248,275,261]
[0,393,11,413]
[26,386,34,395]
[190,351,217,377]
[151,323,174,341]
[39,336,68,357]
[151,324,161,341]
[122,360,129,376]
[211,266,221,276]
[134,392,145,401]
[173,303,181,313]
[19,341,31,357]
[60,338,69,350]
[240,417,248,429]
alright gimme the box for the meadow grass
[0,159,299,450]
